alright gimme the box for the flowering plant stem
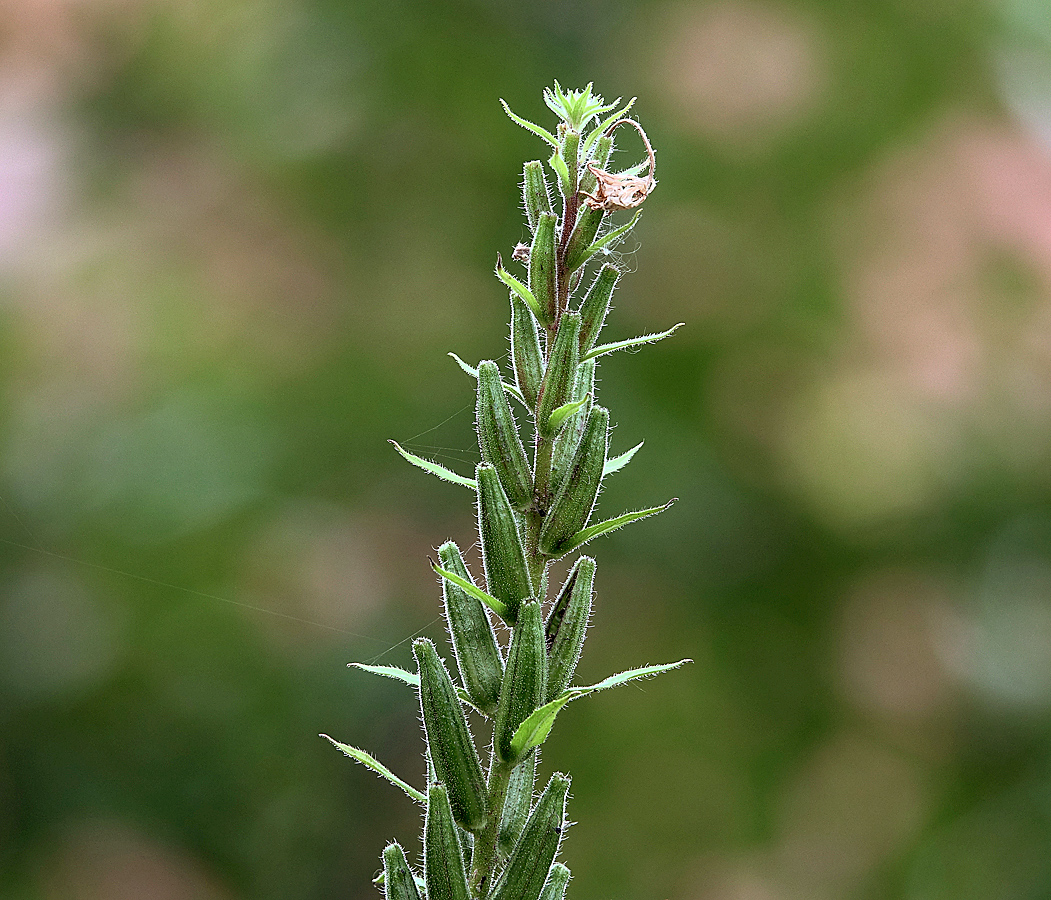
[325,82,688,900]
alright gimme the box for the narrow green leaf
[547,395,589,435]
[448,354,527,406]
[350,663,420,687]
[496,257,549,326]
[500,99,559,148]
[547,149,571,196]
[508,660,691,757]
[390,441,477,489]
[320,734,426,804]
[350,661,480,712]
[603,441,643,476]
[582,98,636,152]
[581,323,684,362]
[433,562,512,620]
[558,499,675,555]
[574,210,641,268]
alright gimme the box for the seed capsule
[494,600,547,764]
[413,639,488,832]
[477,361,533,510]
[491,773,570,900]
[536,312,581,438]
[550,358,594,497]
[545,556,595,700]
[511,294,545,409]
[539,406,609,557]
[477,464,535,619]
[425,783,472,900]
[383,843,422,900]
[529,213,558,324]
[438,541,504,715]
[579,134,613,196]
[523,161,553,232]
[498,751,537,858]
[564,205,604,273]
[577,264,618,354]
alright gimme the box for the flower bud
[438,541,504,715]
[545,556,595,700]
[477,361,533,510]
[550,358,594,496]
[413,639,488,832]
[522,161,552,232]
[477,465,535,619]
[539,406,609,557]
[529,213,558,324]
[577,264,618,354]
[494,600,547,764]
[536,312,581,438]
[491,773,570,900]
[425,783,472,900]
[383,843,422,900]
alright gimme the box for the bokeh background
[2,1,1051,898]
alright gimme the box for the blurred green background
[2,0,1051,898]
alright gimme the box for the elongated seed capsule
[539,864,570,900]
[579,133,613,196]
[477,465,534,620]
[494,600,547,764]
[438,541,504,715]
[545,556,595,700]
[491,773,570,900]
[539,406,609,557]
[577,264,619,354]
[498,751,537,858]
[413,640,488,832]
[477,360,533,511]
[529,213,558,324]
[564,205,604,273]
[523,161,552,232]
[562,131,580,194]
[536,312,581,438]
[511,294,544,408]
[550,358,595,496]
[425,783,472,900]
[383,843,423,900]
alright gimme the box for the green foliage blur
[2,1,1051,898]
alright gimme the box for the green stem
[469,758,514,899]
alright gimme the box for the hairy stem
[470,758,514,899]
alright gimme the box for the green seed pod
[539,406,609,557]
[511,294,544,409]
[564,205,604,273]
[550,358,595,496]
[491,773,570,900]
[579,133,613,196]
[562,130,580,193]
[425,783,472,900]
[545,556,595,700]
[536,312,581,438]
[529,213,558,324]
[494,600,547,764]
[577,264,619,354]
[539,864,570,900]
[477,464,534,619]
[477,360,533,511]
[499,752,537,858]
[523,161,552,232]
[413,639,488,832]
[438,541,504,715]
[383,843,423,900]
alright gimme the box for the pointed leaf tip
[390,441,477,489]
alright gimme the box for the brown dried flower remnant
[582,118,657,211]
